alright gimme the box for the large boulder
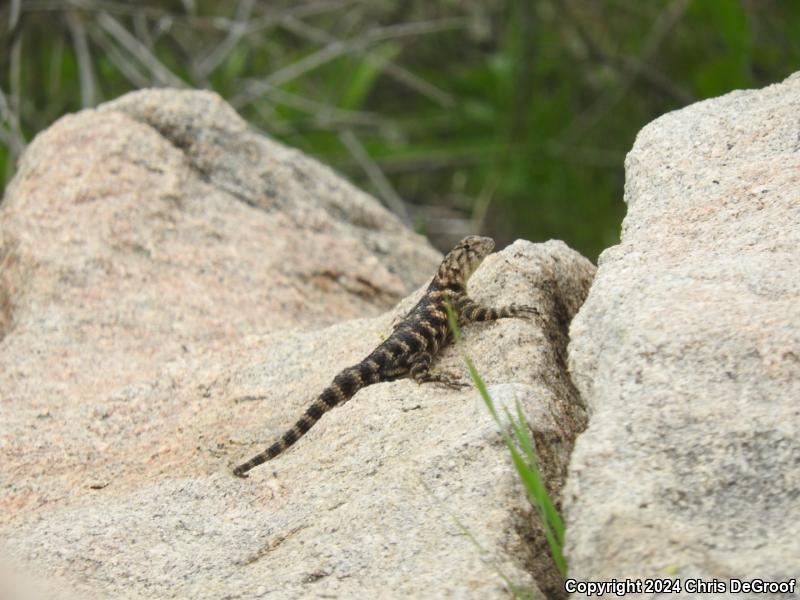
[566,73,800,596]
[0,89,595,599]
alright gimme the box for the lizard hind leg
[410,352,467,390]
[409,351,433,383]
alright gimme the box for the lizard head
[438,235,495,285]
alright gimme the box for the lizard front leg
[455,297,539,323]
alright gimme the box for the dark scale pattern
[232,235,539,477]
[306,404,324,420]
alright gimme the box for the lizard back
[232,235,535,477]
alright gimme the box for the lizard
[233,235,537,477]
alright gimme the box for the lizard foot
[421,372,470,390]
[509,304,540,320]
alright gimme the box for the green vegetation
[2,1,799,258]
[445,301,566,581]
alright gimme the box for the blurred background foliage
[1,0,799,259]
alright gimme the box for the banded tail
[233,363,378,477]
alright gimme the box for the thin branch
[9,0,21,27]
[0,86,23,184]
[276,12,340,45]
[96,12,186,87]
[20,1,193,22]
[193,0,254,79]
[88,24,151,88]
[231,40,349,107]
[19,0,356,34]
[259,86,382,127]
[0,88,10,126]
[556,0,692,146]
[233,16,464,109]
[335,148,489,174]
[7,0,25,159]
[381,62,455,107]
[554,0,693,105]
[338,128,410,225]
[332,141,623,175]
[66,10,96,107]
[247,104,295,137]
[279,15,458,107]
[243,0,359,35]
[132,11,153,49]
[365,18,468,41]
[0,121,11,145]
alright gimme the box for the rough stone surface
[0,89,595,599]
[566,72,800,596]
[0,87,438,528]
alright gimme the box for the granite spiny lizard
[233,235,537,477]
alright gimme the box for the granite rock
[566,72,800,597]
[0,90,595,599]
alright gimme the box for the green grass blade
[444,299,567,577]
[339,42,401,111]
[504,403,565,542]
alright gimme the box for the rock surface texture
[0,89,595,599]
[566,72,800,596]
